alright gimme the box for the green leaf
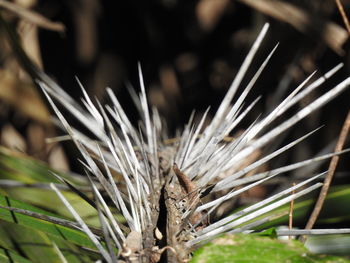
[191,234,350,263]
[0,193,98,250]
[0,221,94,263]
[2,187,101,226]
[0,146,102,226]
[0,247,33,263]
[253,185,350,230]
[255,227,277,238]
[0,146,69,184]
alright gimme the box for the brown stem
[335,0,350,35]
[301,110,350,242]
[288,183,295,240]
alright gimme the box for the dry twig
[0,0,65,32]
[302,110,350,242]
[288,183,295,240]
[239,0,348,55]
[334,0,350,35]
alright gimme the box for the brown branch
[238,0,348,55]
[335,0,350,36]
[301,110,350,242]
[288,183,295,240]
[0,0,65,32]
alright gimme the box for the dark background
[1,0,349,184]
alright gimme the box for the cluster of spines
[37,23,350,262]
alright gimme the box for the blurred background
[0,0,349,210]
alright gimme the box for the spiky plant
[34,23,350,262]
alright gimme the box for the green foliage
[1,147,350,262]
[0,194,98,250]
[0,146,101,226]
[0,247,33,263]
[191,234,350,263]
[255,227,277,238]
[253,185,350,229]
[0,221,93,263]
[0,148,111,262]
